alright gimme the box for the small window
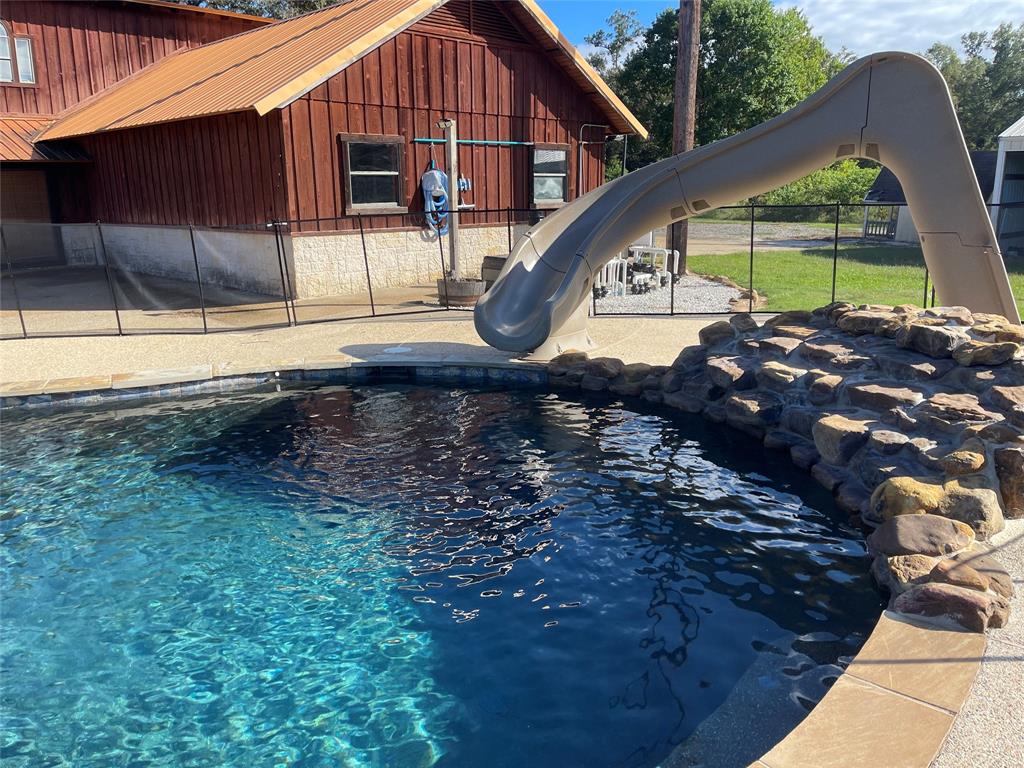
[532,145,569,206]
[339,134,407,214]
[15,37,34,84]
[0,23,35,85]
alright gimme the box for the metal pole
[96,222,123,336]
[356,214,376,316]
[831,203,840,303]
[748,204,755,312]
[188,224,208,334]
[670,240,677,314]
[0,226,28,339]
[277,223,298,324]
[922,267,930,309]
[437,224,450,310]
[441,118,460,280]
[270,221,293,326]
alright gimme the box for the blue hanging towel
[421,162,450,235]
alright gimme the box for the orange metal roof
[125,0,274,25]
[40,0,647,141]
[0,116,91,162]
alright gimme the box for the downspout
[577,123,609,198]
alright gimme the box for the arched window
[0,22,35,85]
[0,24,12,83]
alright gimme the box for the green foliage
[695,159,878,221]
[754,160,880,219]
[584,10,642,77]
[604,152,624,181]
[615,0,844,169]
[688,244,1024,316]
[584,11,643,181]
[926,24,1024,150]
[172,0,335,18]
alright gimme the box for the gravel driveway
[594,273,740,314]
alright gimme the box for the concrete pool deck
[0,312,712,387]
[0,310,1021,767]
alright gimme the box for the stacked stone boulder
[548,303,1021,632]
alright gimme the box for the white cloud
[776,0,1024,57]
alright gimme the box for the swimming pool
[0,384,882,767]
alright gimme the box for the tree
[585,10,643,181]
[172,0,335,18]
[927,24,1024,150]
[669,0,701,269]
[584,10,642,78]
[613,0,844,169]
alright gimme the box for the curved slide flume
[475,52,1019,355]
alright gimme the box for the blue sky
[540,0,1024,58]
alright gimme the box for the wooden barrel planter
[437,278,487,307]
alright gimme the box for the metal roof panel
[39,0,647,141]
[0,117,91,162]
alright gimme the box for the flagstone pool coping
[0,358,994,768]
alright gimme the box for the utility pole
[669,0,701,274]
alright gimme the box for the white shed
[863,151,997,245]
[991,114,1024,256]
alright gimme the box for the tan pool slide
[474,52,1019,355]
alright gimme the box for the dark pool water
[0,384,882,768]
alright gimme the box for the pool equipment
[475,52,1020,356]
[421,160,449,236]
[457,174,474,210]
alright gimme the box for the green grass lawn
[688,244,1024,316]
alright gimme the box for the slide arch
[475,52,1018,355]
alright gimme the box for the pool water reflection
[0,384,882,768]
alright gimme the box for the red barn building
[1,0,644,312]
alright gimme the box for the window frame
[531,142,571,209]
[0,21,36,87]
[338,133,408,216]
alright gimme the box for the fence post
[747,204,755,312]
[506,207,513,253]
[0,226,28,339]
[357,214,376,317]
[188,224,208,334]
[277,223,298,324]
[670,243,676,315]
[96,222,123,336]
[270,221,294,326]
[831,202,840,303]
[437,223,450,310]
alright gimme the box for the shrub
[753,160,880,220]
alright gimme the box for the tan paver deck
[0,312,712,385]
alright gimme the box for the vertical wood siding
[74,111,286,227]
[279,0,608,232]
[0,1,264,116]
[44,0,610,231]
